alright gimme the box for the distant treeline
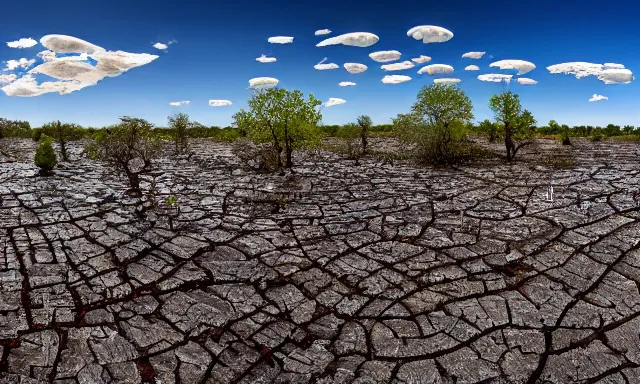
[1,117,639,142]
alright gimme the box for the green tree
[622,125,635,135]
[560,124,571,145]
[40,120,83,161]
[604,124,622,137]
[489,91,536,162]
[478,119,498,143]
[232,88,322,172]
[394,84,473,163]
[168,112,189,154]
[336,123,364,163]
[356,115,372,154]
[87,117,162,196]
[34,135,58,175]
[548,120,561,134]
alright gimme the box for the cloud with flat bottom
[169,101,190,106]
[317,32,379,47]
[344,63,368,74]
[7,38,38,49]
[315,29,332,36]
[478,73,513,83]
[434,78,461,84]
[465,65,479,71]
[382,75,411,84]
[411,55,431,64]
[268,36,294,44]
[209,100,232,107]
[417,64,454,75]
[547,62,634,84]
[407,26,453,43]
[381,61,414,71]
[462,52,485,59]
[517,78,537,85]
[339,81,356,86]
[369,50,401,62]
[324,97,346,107]
[256,54,277,63]
[490,59,535,75]
[248,77,279,88]
[589,94,608,102]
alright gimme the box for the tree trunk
[505,122,514,162]
[361,126,368,154]
[125,169,142,196]
[285,137,293,169]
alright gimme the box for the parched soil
[1,137,640,383]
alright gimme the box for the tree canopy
[489,91,536,161]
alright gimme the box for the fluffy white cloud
[3,35,158,97]
[0,74,17,84]
[344,63,368,74]
[268,36,294,44]
[153,42,168,50]
[4,58,36,71]
[381,61,414,71]
[417,64,454,75]
[465,65,480,71]
[407,26,453,43]
[7,38,38,49]
[40,34,105,54]
[324,97,346,107]
[248,77,279,88]
[547,62,634,84]
[490,59,535,75]
[315,63,339,70]
[315,29,332,36]
[316,32,379,48]
[369,50,401,62]
[339,81,356,86]
[411,55,431,64]
[209,100,232,107]
[434,78,461,84]
[382,75,411,84]
[462,51,485,59]
[478,73,513,83]
[169,101,190,106]
[517,77,537,85]
[256,54,277,63]
[589,94,608,102]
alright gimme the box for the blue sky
[1,0,639,128]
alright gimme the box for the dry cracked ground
[1,137,640,384]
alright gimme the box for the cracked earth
[1,137,640,383]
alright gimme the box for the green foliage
[168,112,189,153]
[560,124,571,145]
[356,115,372,153]
[336,123,364,161]
[489,91,536,161]
[164,195,178,207]
[0,118,32,139]
[393,84,474,164]
[86,117,162,195]
[232,88,322,171]
[34,135,57,171]
[478,119,499,143]
[40,120,84,161]
[589,134,603,142]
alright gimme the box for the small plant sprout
[165,195,178,207]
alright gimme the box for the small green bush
[336,123,364,161]
[589,134,603,142]
[32,128,43,142]
[34,136,58,172]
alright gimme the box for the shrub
[589,134,603,142]
[232,138,281,172]
[168,113,189,154]
[336,123,364,163]
[40,120,84,161]
[34,136,57,174]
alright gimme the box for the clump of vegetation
[232,138,282,172]
[336,123,364,163]
[86,117,163,196]
[539,154,576,169]
[478,119,499,143]
[39,120,84,161]
[232,88,322,173]
[560,124,571,145]
[0,118,32,139]
[34,135,58,176]
[589,134,603,142]
[356,115,372,154]
[393,83,476,165]
[489,91,536,162]
[168,112,189,154]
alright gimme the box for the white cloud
[7,38,38,49]
[316,32,379,48]
[382,75,411,84]
[256,54,277,63]
[268,36,294,44]
[3,35,158,97]
[434,78,461,84]
[324,97,346,107]
[411,55,431,64]
[478,73,513,83]
[417,64,454,75]
[589,94,608,102]
[490,59,535,75]
[381,61,414,71]
[248,77,279,88]
[153,42,168,50]
[517,77,537,85]
[0,74,17,84]
[209,100,232,107]
[4,58,36,71]
[339,81,356,86]
[344,63,368,74]
[369,50,401,62]
[169,101,190,106]
[547,62,634,84]
[407,25,453,43]
[462,51,485,59]
[314,63,339,70]
[465,65,480,71]
[40,34,105,54]
[315,29,332,36]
